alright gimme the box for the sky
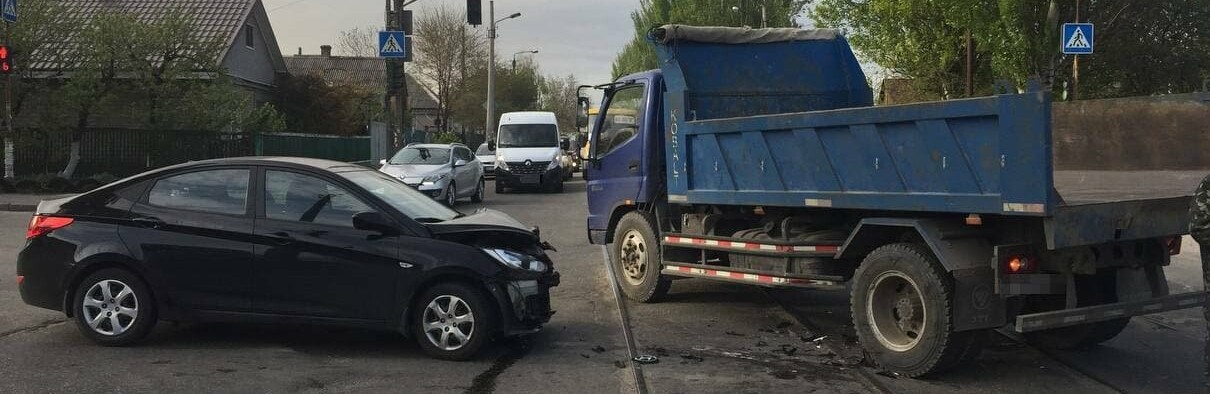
[262,0,639,88]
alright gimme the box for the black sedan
[17,157,558,360]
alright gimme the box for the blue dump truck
[579,25,1204,377]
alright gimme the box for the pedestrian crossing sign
[378,31,407,58]
[1062,23,1094,55]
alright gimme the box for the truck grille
[507,161,548,175]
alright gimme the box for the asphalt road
[1,176,1206,393]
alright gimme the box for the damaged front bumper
[498,271,560,335]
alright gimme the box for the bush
[42,177,73,193]
[433,133,462,144]
[14,179,40,193]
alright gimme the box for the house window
[244,25,255,48]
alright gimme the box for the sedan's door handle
[265,231,295,245]
[132,217,164,228]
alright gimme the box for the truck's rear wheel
[852,243,987,377]
[611,211,671,303]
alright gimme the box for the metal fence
[4,129,374,178]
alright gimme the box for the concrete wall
[1052,93,1210,170]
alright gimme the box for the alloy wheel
[422,295,476,351]
[81,279,139,336]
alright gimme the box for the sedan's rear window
[147,169,250,215]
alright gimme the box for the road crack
[0,318,69,339]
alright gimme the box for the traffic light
[467,0,482,26]
[0,46,12,74]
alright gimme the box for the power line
[268,0,318,13]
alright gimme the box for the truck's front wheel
[611,212,671,303]
[852,243,987,377]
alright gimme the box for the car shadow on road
[139,322,521,361]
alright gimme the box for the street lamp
[512,50,538,73]
[486,2,521,140]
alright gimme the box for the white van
[492,111,568,193]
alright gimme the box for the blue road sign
[378,31,407,58]
[1062,23,1094,54]
[3,0,17,23]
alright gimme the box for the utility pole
[1071,0,1080,100]
[484,3,520,140]
[486,1,495,141]
[385,0,413,146]
[965,29,973,97]
[3,21,13,179]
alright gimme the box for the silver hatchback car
[379,143,485,206]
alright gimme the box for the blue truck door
[587,81,648,233]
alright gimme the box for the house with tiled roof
[283,45,442,132]
[19,0,286,129]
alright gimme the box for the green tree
[57,11,137,177]
[611,0,809,79]
[812,0,1210,99]
[277,74,378,136]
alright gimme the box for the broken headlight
[481,248,548,272]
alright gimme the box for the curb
[0,203,36,212]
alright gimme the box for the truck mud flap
[1014,291,1205,332]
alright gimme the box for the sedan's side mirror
[353,211,400,235]
[560,139,570,151]
[379,159,388,166]
[453,159,469,167]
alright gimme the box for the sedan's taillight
[27,215,74,239]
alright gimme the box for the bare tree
[414,5,486,133]
[538,74,580,135]
[336,26,378,57]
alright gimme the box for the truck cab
[584,72,664,243]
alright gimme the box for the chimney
[320,45,332,57]
[297,47,302,56]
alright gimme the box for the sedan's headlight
[481,248,548,272]
[421,174,448,185]
[546,159,560,170]
[495,157,510,171]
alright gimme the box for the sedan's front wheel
[412,282,497,360]
[73,268,157,346]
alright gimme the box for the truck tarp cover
[652,24,839,44]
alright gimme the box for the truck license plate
[520,174,540,184]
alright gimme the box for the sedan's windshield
[498,124,558,148]
[389,147,450,165]
[341,170,459,222]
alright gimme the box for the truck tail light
[1004,255,1036,274]
[1164,237,1182,256]
[27,215,74,239]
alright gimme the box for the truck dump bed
[651,25,1199,249]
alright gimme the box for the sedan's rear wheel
[73,268,156,346]
[413,282,497,360]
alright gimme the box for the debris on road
[591,345,606,353]
[725,330,745,337]
[680,353,704,363]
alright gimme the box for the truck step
[1014,291,1206,332]
[662,263,844,289]
[662,234,840,257]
